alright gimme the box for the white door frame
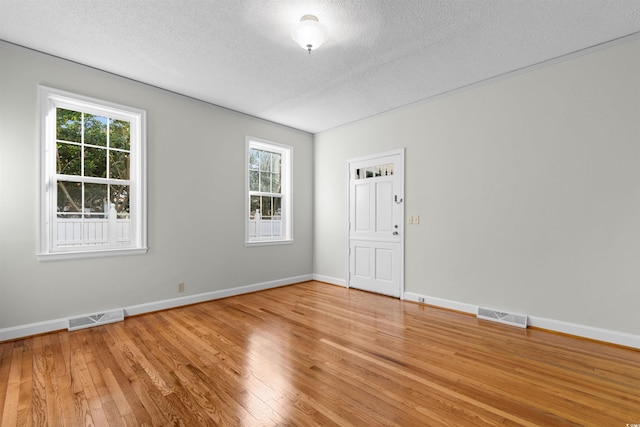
[346,148,405,299]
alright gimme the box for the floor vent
[477,307,528,328]
[68,308,124,331]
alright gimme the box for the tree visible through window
[39,86,147,259]
[246,138,292,244]
[56,109,131,223]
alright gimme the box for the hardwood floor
[1,281,639,426]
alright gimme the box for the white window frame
[38,86,147,260]
[245,137,293,246]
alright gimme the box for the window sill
[37,247,148,261]
[245,239,293,247]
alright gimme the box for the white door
[347,150,404,298]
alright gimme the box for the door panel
[375,248,393,281]
[354,183,371,232]
[348,151,404,298]
[349,240,400,297]
[376,181,393,232]
[354,246,371,278]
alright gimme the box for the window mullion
[249,190,282,196]
[55,174,130,186]
[80,112,85,179]
[106,117,110,180]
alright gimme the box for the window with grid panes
[38,86,147,260]
[246,138,292,245]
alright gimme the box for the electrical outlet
[414,215,420,224]
[407,215,413,225]
[178,282,185,293]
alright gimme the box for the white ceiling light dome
[291,14,328,54]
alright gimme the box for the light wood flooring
[1,281,639,426]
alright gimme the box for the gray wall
[314,38,640,336]
[0,42,313,329]
[2,37,639,340]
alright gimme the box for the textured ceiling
[1,1,640,134]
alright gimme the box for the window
[246,137,292,245]
[38,86,147,260]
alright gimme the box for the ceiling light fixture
[291,14,328,54]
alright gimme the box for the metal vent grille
[68,308,124,331]
[477,307,528,328]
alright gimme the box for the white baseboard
[312,274,346,287]
[527,315,640,349]
[404,291,640,349]
[4,276,638,349]
[124,274,312,316]
[0,274,312,342]
[0,318,69,342]
[404,292,477,314]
